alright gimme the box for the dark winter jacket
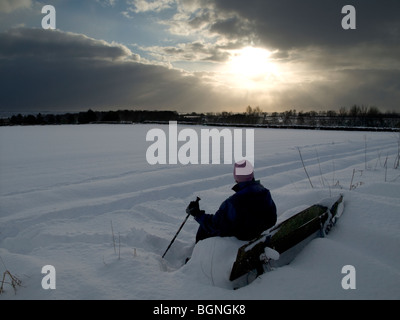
[195,180,277,242]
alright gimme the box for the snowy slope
[0,124,399,300]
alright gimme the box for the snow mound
[181,237,245,290]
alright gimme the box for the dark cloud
[0,28,134,60]
[332,68,400,108]
[209,15,255,41]
[0,28,227,113]
[271,68,400,111]
[208,0,400,50]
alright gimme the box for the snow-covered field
[0,124,399,300]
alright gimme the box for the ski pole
[162,197,200,259]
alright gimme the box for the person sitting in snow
[186,160,277,243]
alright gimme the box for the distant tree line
[1,105,399,130]
[198,105,400,129]
[2,110,179,126]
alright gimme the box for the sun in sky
[224,46,280,89]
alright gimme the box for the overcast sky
[0,0,399,114]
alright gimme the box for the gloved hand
[186,199,204,217]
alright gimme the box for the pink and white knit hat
[233,160,254,183]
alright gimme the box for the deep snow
[0,124,399,300]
